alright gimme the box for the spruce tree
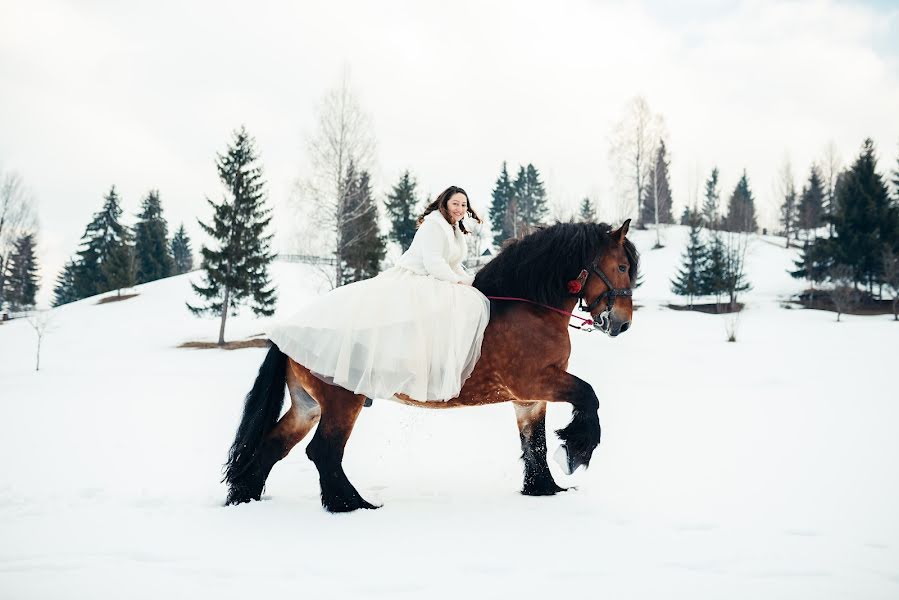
[170,224,194,274]
[338,165,385,285]
[703,232,728,309]
[522,163,549,226]
[490,162,515,247]
[103,235,135,297]
[53,259,79,307]
[701,168,720,229]
[798,165,826,236]
[384,170,419,252]
[188,126,277,345]
[671,214,707,307]
[134,189,173,283]
[640,140,674,225]
[831,139,894,291]
[724,171,758,233]
[4,233,39,310]
[74,186,129,298]
[578,197,596,222]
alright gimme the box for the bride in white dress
[268,186,491,402]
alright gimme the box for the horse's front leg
[510,367,600,476]
[513,401,567,495]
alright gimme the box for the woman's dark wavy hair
[473,222,639,310]
[417,186,482,234]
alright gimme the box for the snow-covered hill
[1,226,897,599]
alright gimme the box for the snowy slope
[1,226,897,599]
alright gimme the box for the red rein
[485,296,595,330]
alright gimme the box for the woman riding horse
[224,186,638,512]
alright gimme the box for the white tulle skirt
[267,266,491,402]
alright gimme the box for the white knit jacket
[395,210,474,284]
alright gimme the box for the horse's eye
[618,265,627,273]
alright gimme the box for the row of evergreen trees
[791,138,899,296]
[53,187,193,306]
[489,162,549,247]
[1,233,40,312]
[680,168,759,233]
[381,162,555,257]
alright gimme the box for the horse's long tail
[223,342,288,493]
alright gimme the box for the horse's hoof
[323,495,381,513]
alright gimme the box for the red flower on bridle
[567,269,588,295]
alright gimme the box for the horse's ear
[612,219,631,245]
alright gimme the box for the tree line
[52,187,193,306]
[789,138,899,316]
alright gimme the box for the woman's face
[446,193,468,224]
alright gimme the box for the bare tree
[774,156,798,247]
[723,311,740,343]
[0,169,38,306]
[465,216,489,262]
[724,231,751,309]
[882,248,899,321]
[829,265,857,322]
[820,141,842,236]
[608,96,662,225]
[291,70,377,288]
[26,310,55,372]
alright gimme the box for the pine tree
[53,259,79,307]
[103,235,135,296]
[798,165,826,236]
[508,164,549,238]
[640,140,674,225]
[490,162,515,247]
[671,214,707,307]
[702,232,728,309]
[701,168,720,229]
[188,126,277,345]
[522,163,549,226]
[4,233,39,310]
[790,238,834,294]
[779,186,798,248]
[170,224,193,274]
[830,138,895,291]
[74,186,129,298]
[578,197,596,222]
[338,164,385,285]
[384,170,419,252]
[134,189,173,283]
[724,171,758,233]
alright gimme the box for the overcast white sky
[2,0,898,305]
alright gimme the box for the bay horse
[224,219,638,512]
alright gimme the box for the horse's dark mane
[473,222,639,310]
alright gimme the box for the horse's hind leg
[226,361,321,504]
[514,401,567,496]
[305,383,377,513]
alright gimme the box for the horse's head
[579,219,637,337]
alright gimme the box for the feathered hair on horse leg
[553,377,601,476]
[514,402,567,496]
[223,342,288,505]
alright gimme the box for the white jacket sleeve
[452,261,475,285]
[418,220,464,282]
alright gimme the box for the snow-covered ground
[1,225,897,599]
